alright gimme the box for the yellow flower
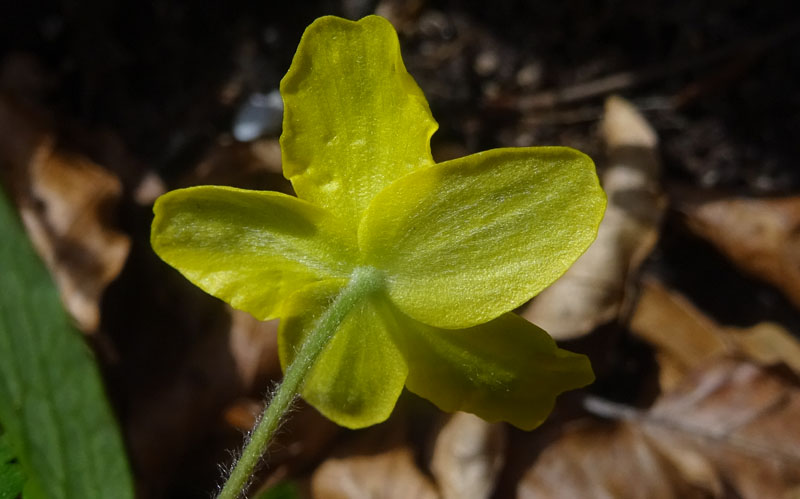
[151,15,606,430]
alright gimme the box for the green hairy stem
[218,266,383,499]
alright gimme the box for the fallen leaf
[227,308,281,390]
[676,191,800,310]
[523,95,666,339]
[728,322,800,375]
[0,95,130,332]
[646,360,800,499]
[430,412,506,499]
[631,277,800,389]
[630,276,731,390]
[520,359,800,499]
[312,420,439,499]
[518,420,711,499]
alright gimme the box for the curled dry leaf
[631,276,800,390]
[430,412,506,499]
[520,359,800,499]
[0,95,130,332]
[675,190,800,310]
[312,420,439,499]
[522,95,665,339]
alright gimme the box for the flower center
[349,265,384,294]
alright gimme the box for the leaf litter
[519,358,800,499]
[0,95,130,333]
[522,95,666,340]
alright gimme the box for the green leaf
[278,281,408,429]
[360,147,606,328]
[0,433,25,499]
[0,189,134,499]
[254,481,301,499]
[395,311,594,430]
[152,186,358,320]
[280,15,438,231]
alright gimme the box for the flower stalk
[218,267,383,499]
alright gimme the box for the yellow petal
[395,311,594,430]
[280,16,438,231]
[278,280,408,429]
[151,186,356,320]
[360,147,606,328]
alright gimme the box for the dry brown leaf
[727,322,800,375]
[630,277,732,390]
[646,360,800,499]
[313,445,438,499]
[430,412,506,499]
[522,95,665,339]
[520,359,800,499]
[631,277,800,390]
[312,421,439,499]
[676,191,800,310]
[0,95,130,332]
[227,308,281,390]
[518,420,711,499]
